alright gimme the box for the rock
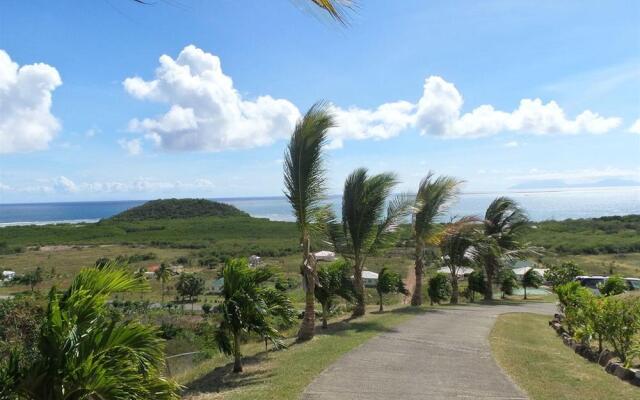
[614,364,635,381]
[631,376,640,387]
[598,350,615,367]
[605,361,618,375]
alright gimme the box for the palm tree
[521,268,543,300]
[328,168,411,317]
[480,197,530,300]
[214,259,295,373]
[155,263,172,304]
[315,259,354,328]
[410,173,462,306]
[439,219,478,304]
[0,263,180,399]
[284,102,334,341]
[376,268,408,312]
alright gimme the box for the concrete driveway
[303,302,555,400]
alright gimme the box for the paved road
[303,302,555,400]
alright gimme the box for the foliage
[109,198,248,221]
[214,258,295,372]
[315,259,354,327]
[0,298,44,378]
[327,168,411,316]
[427,273,451,305]
[439,219,478,304]
[599,274,626,296]
[521,269,543,299]
[155,263,173,303]
[498,269,519,299]
[467,270,486,302]
[599,297,640,364]
[175,273,205,304]
[544,261,584,290]
[410,173,462,306]
[376,268,408,312]
[0,264,180,399]
[555,281,593,334]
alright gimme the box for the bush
[427,273,451,305]
[556,281,593,334]
[201,303,212,315]
[544,262,584,289]
[467,270,486,301]
[600,298,640,365]
[498,269,519,299]
[599,275,626,296]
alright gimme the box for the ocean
[0,187,638,227]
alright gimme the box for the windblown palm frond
[310,0,355,23]
[413,172,463,243]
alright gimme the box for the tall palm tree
[284,102,334,341]
[214,258,295,373]
[410,173,462,306]
[155,263,172,304]
[439,219,478,304]
[328,168,411,317]
[0,263,180,399]
[480,197,530,300]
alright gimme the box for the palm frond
[413,173,463,244]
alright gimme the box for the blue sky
[0,0,639,203]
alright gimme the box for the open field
[490,313,639,400]
[541,253,640,277]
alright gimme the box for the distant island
[107,198,249,221]
[510,178,640,190]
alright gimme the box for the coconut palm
[479,197,530,300]
[155,263,172,304]
[376,268,408,312]
[0,263,180,399]
[284,103,335,340]
[410,173,462,306]
[522,268,543,300]
[439,219,479,304]
[283,102,334,340]
[327,168,411,317]
[315,259,354,328]
[214,258,295,373]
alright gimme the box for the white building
[436,267,475,277]
[314,250,337,262]
[512,266,548,279]
[362,270,379,287]
[249,255,261,268]
[2,271,16,281]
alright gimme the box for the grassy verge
[179,305,426,400]
[490,313,639,400]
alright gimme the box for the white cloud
[84,127,99,138]
[124,45,300,152]
[54,176,78,193]
[118,138,143,155]
[629,119,640,134]
[510,167,640,183]
[0,50,62,153]
[504,141,519,148]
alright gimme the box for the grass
[179,305,426,400]
[490,313,639,400]
[541,253,640,277]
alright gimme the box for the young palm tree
[439,219,478,304]
[284,102,334,341]
[155,263,172,304]
[0,263,180,399]
[315,259,354,328]
[376,268,408,312]
[410,173,462,306]
[480,197,530,300]
[328,168,411,317]
[214,259,295,373]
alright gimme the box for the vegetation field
[490,313,639,400]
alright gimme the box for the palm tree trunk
[322,302,328,329]
[524,286,527,300]
[161,280,165,304]
[233,333,243,373]
[411,247,424,306]
[484,265,494,301]
[450,275,459,304]
[352,260,365,317]
[378,290,384,312]
[297,234,316,341]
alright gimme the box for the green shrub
[556,281,593,334]
[467,270,486,302]
[498,269,519,299]
[600,298,640,365]
[544,261,584,289]
[427,273,451,305]
[599,275,626,296]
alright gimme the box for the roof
[362,270,378,279]
[314,251,336,257]
[513,266,548,276]
[437,267,474,276]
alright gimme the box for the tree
[155,263,172,304]
[0,264,180,399]
[427,273,451,305]
[376,268,408,312]
[214,259,295,373]
[599,274,626,296]
[467,270,486,302]
[521,269,543,300]
[328,168,411,317]
[498,269,518,299]
[176,273,205,311]
[544,261,584,290]
[410,173,462,306]
[315,259,354,328]
[20,267,43,292]
[479,197,531,301]
[600,297,640,364]
[438,219,478,304]
[283,102,334,341]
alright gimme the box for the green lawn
[490,313,639,400]
[179,305,426,400]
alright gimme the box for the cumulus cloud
[54,176,78,193]
[124,45,300,152]
[0,50,62,153]
[118,138,142,155]
[629,119,640,134]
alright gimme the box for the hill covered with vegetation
[108,198,248,221]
